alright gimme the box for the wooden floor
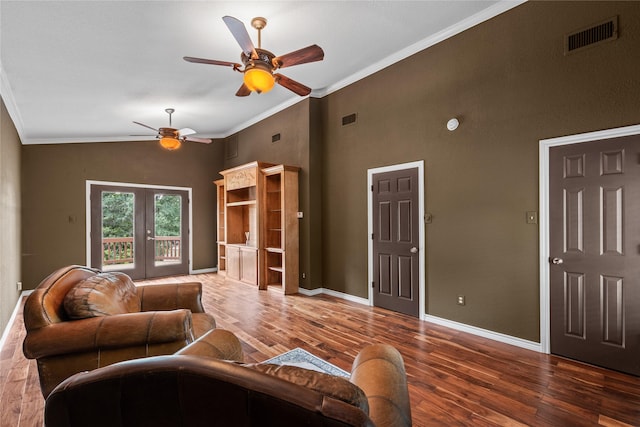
[1,273,639,426]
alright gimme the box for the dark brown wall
[0,98,22,334]
[17,2,640,343]
[220,99,323,289]
[21,139,224,288]
[320,1,640,341]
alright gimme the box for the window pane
[101,191,135,270]
[154,194,182,266]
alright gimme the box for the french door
[89,183,189,280]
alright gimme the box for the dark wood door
[549,135,640,376]
[372,168,420,317]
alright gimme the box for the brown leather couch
[45,329,412,427]
[23,265,220,397]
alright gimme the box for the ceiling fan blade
[222,16,258,59]
[183,56,242,70]
[273,45,324,69]
[178,128,196,136]
[133,121,159,132]
[275,74,311,96]
[236,83,252,97]
[183,136,212,144]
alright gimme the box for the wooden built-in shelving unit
[216,161,299,294]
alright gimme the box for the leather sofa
[23,265,220,397]
[45,329,412,427]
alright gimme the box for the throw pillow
[63,272,141,319]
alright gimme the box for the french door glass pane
[101,191,135,271]
[154,194,182,266]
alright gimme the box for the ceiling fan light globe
[160,137,181,151]
[244,67,275,93]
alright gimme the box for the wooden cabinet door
[240,247,257,285]
[226,246,240,280]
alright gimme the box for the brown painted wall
[21,139,224,288]
[0,98,22,334]
[220,99,323,289]
[321,1,640,341]
[12,2,640,343]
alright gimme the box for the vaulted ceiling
[0,1,523,145]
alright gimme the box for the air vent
[342,113,357,126]
[272,133,281,143]
[565,16,618,55]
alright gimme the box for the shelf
[266,247,284,253]
[227,200,256,207]
[268,266,284,272]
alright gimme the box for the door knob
[550,257,563,264]
[410,247,418,254]
[147,236,155,241]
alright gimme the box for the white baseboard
[298,286,542,353]
[298,287,370,306]
[423,314,542,352]
[0,290,33,353]
[191,267,217,275]
[2,284,541,356]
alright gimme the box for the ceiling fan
[184,16,324,97]
[132,108,212,151]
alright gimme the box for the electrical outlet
[302,273,306,279]
[17,281,22,291]
[457,295,465,306]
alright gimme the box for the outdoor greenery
[101,192,181,238]
[102,192,134,238]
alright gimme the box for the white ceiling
[0,1,523,145]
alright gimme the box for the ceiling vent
[565,16,618,55]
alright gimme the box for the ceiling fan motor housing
[241,48,277,70]
[158,127,180,139]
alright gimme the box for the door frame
[538,124,640,354]
[85,180,193,274]
[367,160,425,316]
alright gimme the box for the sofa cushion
[63,272,141,319]
[246,363,369,414]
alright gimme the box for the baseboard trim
[422,314,542,352]
[2,283,542,356]
[191,267,217,275]
[298,287,370,306]
[0,290,33,353]
[298,286,542,353]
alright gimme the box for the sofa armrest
[23,309,194,359]
[137,282,205,313]
[350,344,412,427]
[175,328,244,362]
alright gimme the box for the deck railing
[102,236,181,265]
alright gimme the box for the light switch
[297,212,303,219]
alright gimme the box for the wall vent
[342,113,357,126]
[565,16,618,55]
[272,133,281,143]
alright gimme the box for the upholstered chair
[23,265,220,397]
[45,330,412,427]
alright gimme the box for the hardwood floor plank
[1,273,639,427]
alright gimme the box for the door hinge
[371,185,373,192]
[371,281,375,288]
[371,233,374,240]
